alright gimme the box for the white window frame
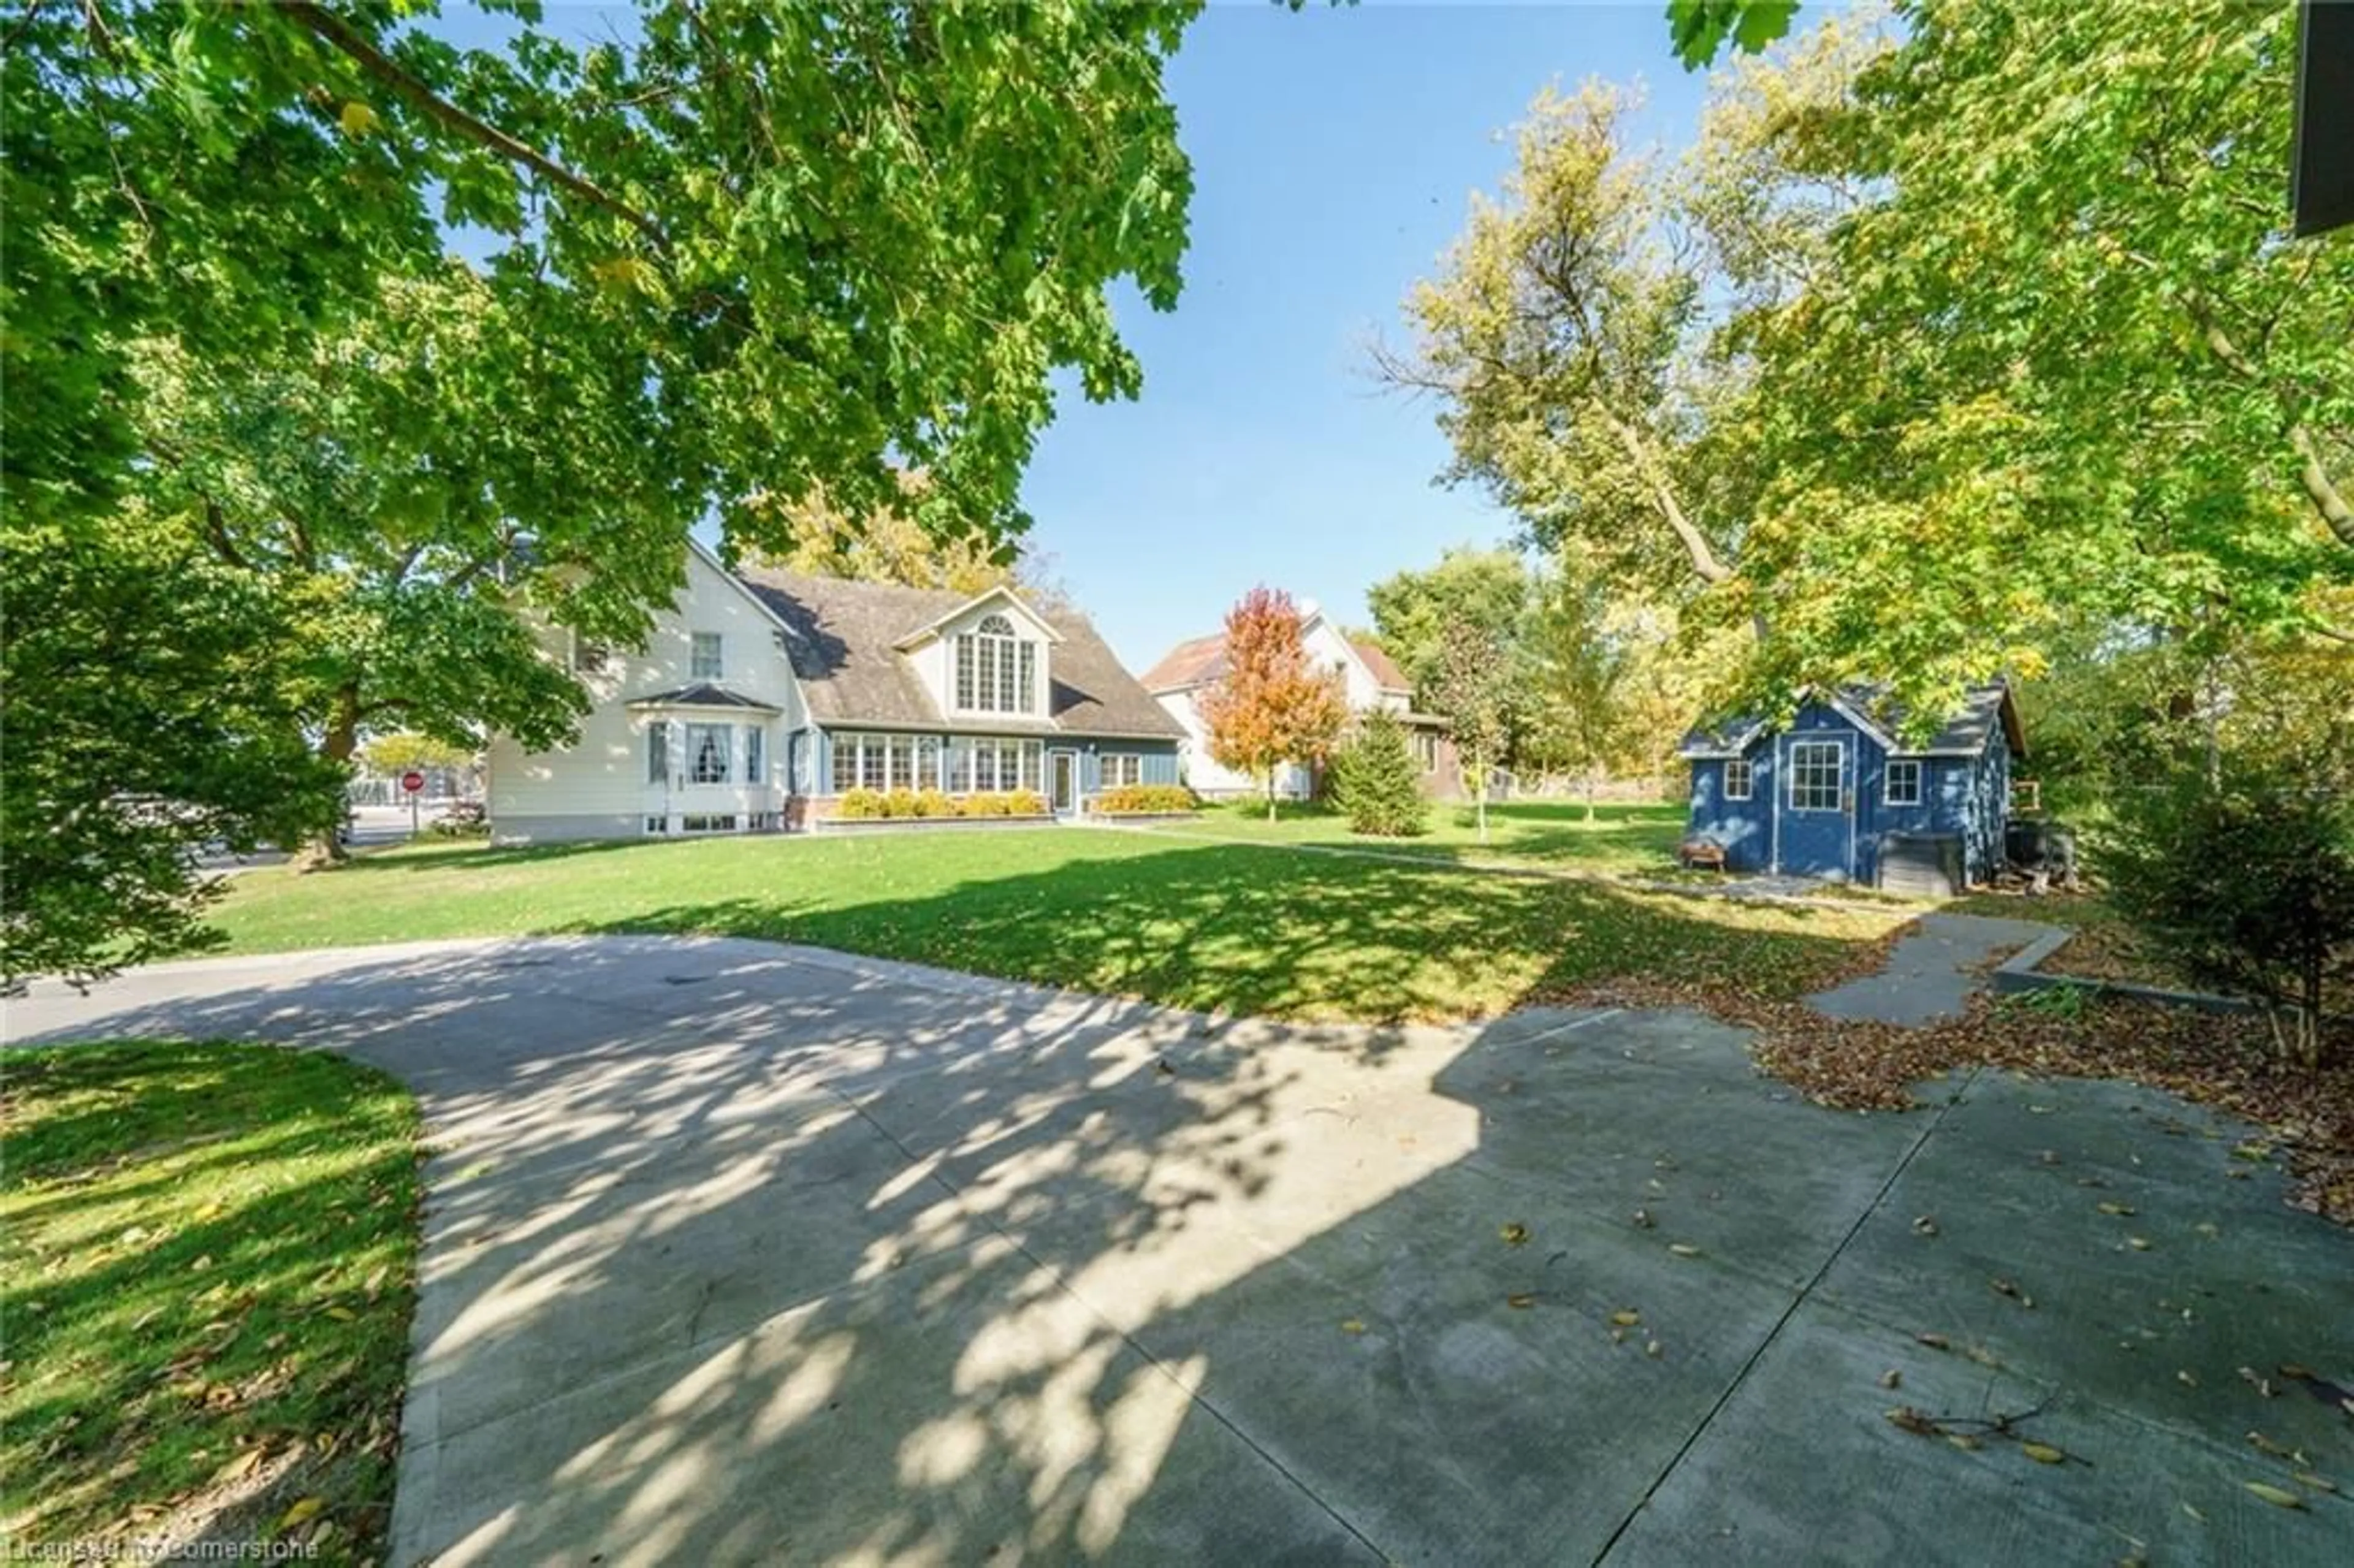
[1104,754,1144,788]
[685,722,733,785]
[1786,740,1843,814]
[743,725,765,786]
[1884,758,1924,807]
[953,614,1034,715]
[690,631,723,681]
[1724,757,1753,801]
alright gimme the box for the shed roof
[731,566,1183,740]
[1678,683,2024,760]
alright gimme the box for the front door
[1048,750,1078,815]
[1778,736,1853,879]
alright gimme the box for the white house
[1140,599,1455,801]
[486,540,1183,841]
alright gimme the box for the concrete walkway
[1808,911,2067,1026]
[8,938,2350,1566]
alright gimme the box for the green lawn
[1148,797,1689,877]
[1,1041,421,1561]
[205,828,1905,1023]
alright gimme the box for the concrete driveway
[9,937,2351,1565]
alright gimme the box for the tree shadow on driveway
[9,936,2352,1564]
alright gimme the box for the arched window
[954,612,1034,714]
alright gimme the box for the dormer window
[954,612,1035,714]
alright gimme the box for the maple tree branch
[277,1,668,251]
[2183,293,2354,549]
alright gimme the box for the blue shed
[1678,684,2025,889]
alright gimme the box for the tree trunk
[1265,768,1278,823]
[1476,759,1490,845]
[297,685,362,870]
[1583,766,1598,823]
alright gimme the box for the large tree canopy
[1396,0,2352,729]
[7,0,1203,546]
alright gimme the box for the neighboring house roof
[1349,638,1411,693]
[1678,683,2024,761]
[1139,632,1230,693]
[732,565,1184,739]
[1141,620,1413,699]
[627,683,781,713]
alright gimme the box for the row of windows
[829,733,1053,794]
[1724,752,1925,810]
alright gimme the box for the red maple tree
[1198,587,1349,819]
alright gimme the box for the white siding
[1300,614,1387,711]
[487,547,807,839]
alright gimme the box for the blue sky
[1021,2,1712,667]
[446,2,1717,668]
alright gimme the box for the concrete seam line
[1507,1007,1627,1048]
[825,1076,1397,1562]
[1588,1064,1986,1566]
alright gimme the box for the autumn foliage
[1198,588,1349,818]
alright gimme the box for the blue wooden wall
[1686,698,2011,885]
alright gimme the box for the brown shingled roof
[1350,638,1411,692]
[1138,631,1229,693]
[732,565,1183,739]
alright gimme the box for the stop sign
[400,770,426,794]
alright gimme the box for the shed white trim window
[1787,740,1843,813]
[646,724,670,784]
[1724,757,1753,801]
[690,631,724,680]
[1884,758,1923,807]
[1103,754,1145,788]
[743,725,765,785]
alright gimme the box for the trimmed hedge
[831,788,1048,821]
[1093,783,1198,816]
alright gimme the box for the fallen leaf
[1884,1406,1938,1437]
[2022,1443,2068,1465]
[1630,1208,1655,1230]
[1506,1293,1537,1310]
[1644,1339,1663,1359]
[277,1497,325,1530]
[1946,1432,1981,1452]
[2128,1238,2152,1252]
[2293,1471,2339,1494]
[1911,1215,1940,1236]
[1916,1332,1951,1350]
[1610,1310,1642,1327]
[2178,1371,2199,1388]
[2181,1502,2206,1523]
[1878,1369,1902,1390]
[1991,1277,2021,1299]
[2097,1202,2137,1217]
[2247,1431,2300,1460]
[325,1306,356,1322]
[1339,1319,1366,1335]
[1667,1243,1702,1258]
[1500,1223,1530,1247]
[2244,1482,2306,1510]
[2278,1362,2312,1379]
